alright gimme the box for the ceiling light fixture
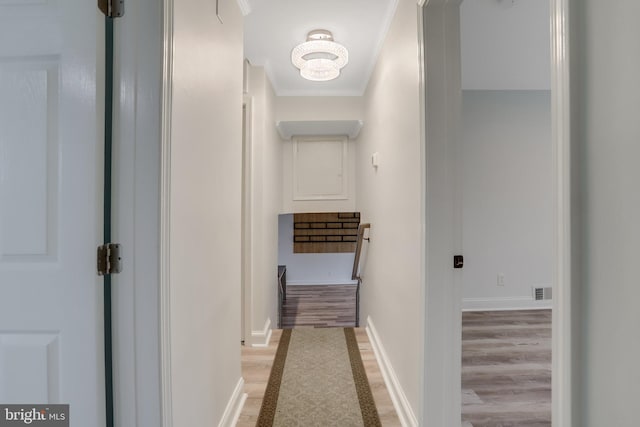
[291,30,348,82]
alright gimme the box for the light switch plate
[371,152,379,168]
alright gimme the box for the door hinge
[97,243,123,276]
[98,0,124,18]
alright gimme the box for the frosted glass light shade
[300,58,340,81]
[291,30,348,82]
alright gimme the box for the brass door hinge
[98,0,124,18]
[97,243,122,276]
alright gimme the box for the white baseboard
[286,280,358,286]
[217,377,247,427]
[462,296,552,311]
[366,317,418,427]
[251,317,272,348]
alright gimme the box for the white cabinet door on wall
[293,137,348,201]
[293,138,349,200]
[283,136,356,213]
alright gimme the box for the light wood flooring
[282,284,358,328]
[462,310,552,427]
[240,287,550,426]
[239,284,399,426]
[238,328,401,426]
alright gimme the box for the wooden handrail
[351,223,370,281]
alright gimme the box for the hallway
[146,0,640,424]
[3,0,639,424]
[237,327,401,426]
[239,283,398,425]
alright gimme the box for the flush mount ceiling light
[291,29,349,82]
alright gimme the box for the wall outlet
[497,273,505,287]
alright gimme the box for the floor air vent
[533,287,552,301]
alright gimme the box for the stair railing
[352,223,370,326]
[277,265,286,328]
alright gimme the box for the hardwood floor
[282,284,357,328]
[238,284,400,426]
[238,328,401,426]
[462,310,552,427]
[240,288,550,426]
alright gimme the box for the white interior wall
[461,90,553,310]
[356,0,423,422]
[571,2,640,425]
[277,96,363,213]
[168,0,244,424]
[246,64,281,338]
[277,214,356,284]
[275,96,365,122]
[460,0,550,90]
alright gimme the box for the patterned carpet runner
[257,328,381,426]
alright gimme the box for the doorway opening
[458,1,553,425]
[276,212,364,328]
[420,0,570,425]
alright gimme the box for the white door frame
[419,0,463,425]
[111,0,164,423]
[241,94,254,345]
[549,0,572,425]
[155,0,572,424]
[418,0,572,425]
[159,0,175,425]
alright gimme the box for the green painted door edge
[103,16,115,427]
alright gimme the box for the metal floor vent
[533,286,552,301]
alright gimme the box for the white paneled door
[0,0,105,425]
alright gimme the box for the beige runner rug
[257,328,381,427]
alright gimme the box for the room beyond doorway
[277,212,364,329]
[461,310,552,426]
